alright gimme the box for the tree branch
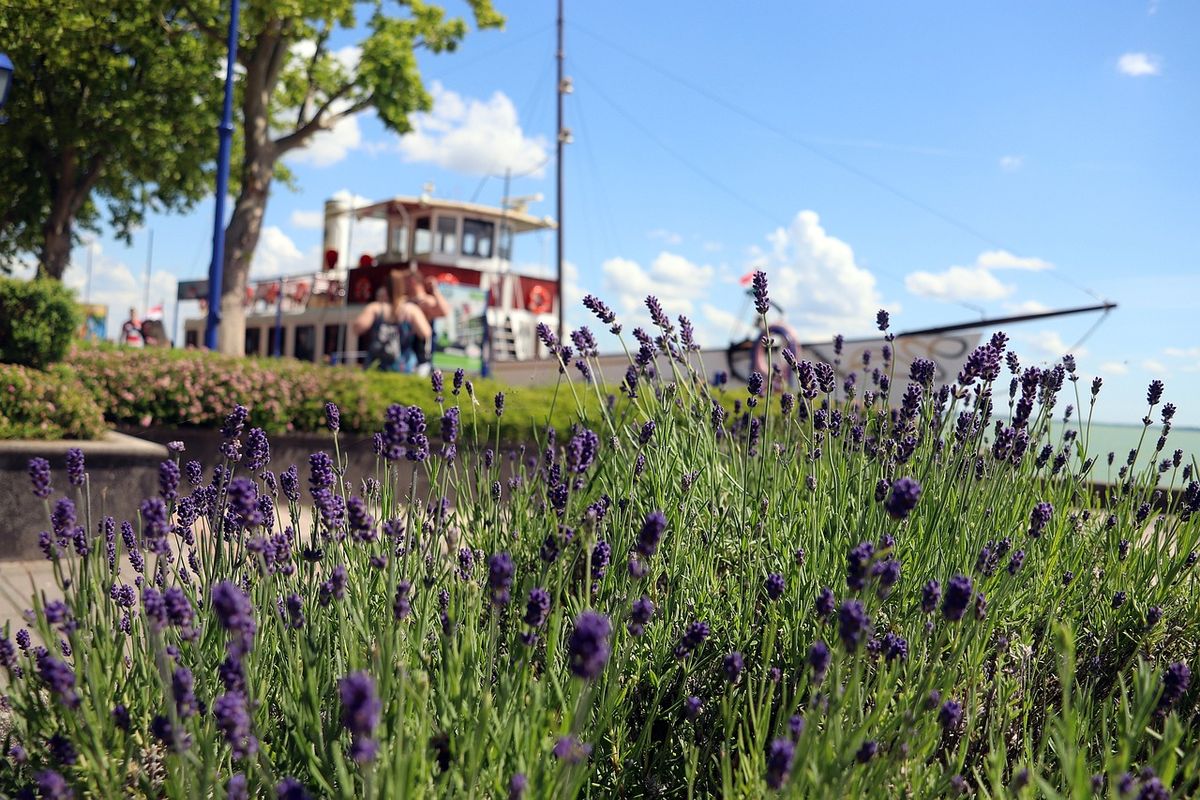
[296,26,332,129]
[272,82,356,154]
[178,1,226,46]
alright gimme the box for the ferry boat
[182,193,560,370]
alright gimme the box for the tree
[0,2,222,279]
[177,0,503,355]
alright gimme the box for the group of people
[351,269,450,374]
[119,307,168,348]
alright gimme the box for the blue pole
[204,0,241,350]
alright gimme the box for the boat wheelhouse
[182,193,559,368]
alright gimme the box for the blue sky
[47,1,1199,426]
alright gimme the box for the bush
[3,293,1198,798]
[0,276,80,369]
[0,363,107,440]
[67,342,612,442]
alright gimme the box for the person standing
[120,307,144,348]
[351,271,431,373]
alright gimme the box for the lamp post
[204,0,241,350]
[0,53,15,121]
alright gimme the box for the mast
[555,0,566,342]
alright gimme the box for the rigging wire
[573,66,984,318]
[566,58,623,270]
[570,21,1107,304]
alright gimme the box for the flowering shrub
[0,277,80,370]
[0,364,107,440]
[66,343,602,442]
[4,278,1198,797]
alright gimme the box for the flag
[146,304,164,320]
[739,271,755,286]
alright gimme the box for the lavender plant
[2,283,1198,798]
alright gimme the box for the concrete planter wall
[0,432,168,560]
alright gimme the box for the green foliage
[1,323,1198,797]
[0,363,107,440]
[64,343,598,441]
[0,277,81,368]
[0,1,222,275]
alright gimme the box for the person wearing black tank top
[352,271,432,373]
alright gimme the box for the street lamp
[0,53,14,118]
[204,0,241,351]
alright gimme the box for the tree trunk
[216,166,273,355]
[39,211,73,280]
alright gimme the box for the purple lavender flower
[765,737,795,789]
[339,671,382,763]
[28,457,53,499]
[855,740,878,763]
[524,588,551,628]
[172,666,199,718]
[212,581,256,655]
[583,294,617,325]
[814,587,836,620]
[552,735,592,764]
[723,651,744,683]
[884,477,922,519]
[1008,550,1026,576]
[637,510,667,558]
[1146,606,1163,627]
[675,621,711,660]
[36,770,73,800]
[751,270,769,315]
[308,452,336,493]
[683,695,703,720]
[1147,380,1164,406]
[280,465,299,503]
[37,654,79,708]
[645,295,673,333]
[276,777,312,800]
[942,574,973,622]
[65,448,85,487]
[567,611,612,680]
[243,428,270,472]
[939,699,963,730]
[788,714,805,741]
[494,392,506,417]
[838,600,870,650]
[808,640,831,684]
[881,632,908,662]
[1158,661,1191,713]
[487,552,515,606]
[765,573,785,601]
[747,371,764,398]
[1029,501,1053,537]
[226,774,249,800]
[393,581,412,621]
[629,596,655,636]
[508,774,528,800]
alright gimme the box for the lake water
[1044,420,1200,485]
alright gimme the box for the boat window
[244,327,261,357]
[498,224,513,261]
[295,325,316,361]
[389,223,409,260]
[436,215,458,254]
[323,324,343,362]
[462,217,495,258]
[413,217,432,256]
[269,325,286,357]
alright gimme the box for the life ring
[264,282,281,304]
[528,285,553,314]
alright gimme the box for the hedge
[62,343,614,442]
[0,276,81,370]
[0,363,108,440]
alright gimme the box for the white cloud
[1141,359,1169,374]
[290,210,324,230]
[1016,330,1088,361]
[397,82,549,177]
[287,112,362,167]
[648,228,683,246]
[601,251,715,319]
[1117,53,1161,77]
[906,249,1052,302]
[1099,360,1129,375]
[59,242,177,340]
[702,241,723,253]
[252,226,313,277]
[1164,346,1200,358]
[748,210,887,338]
[1004,300,1051,314]
[906,265,1013,302]
[976,249,1054,271]
[999,155,1024,171]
